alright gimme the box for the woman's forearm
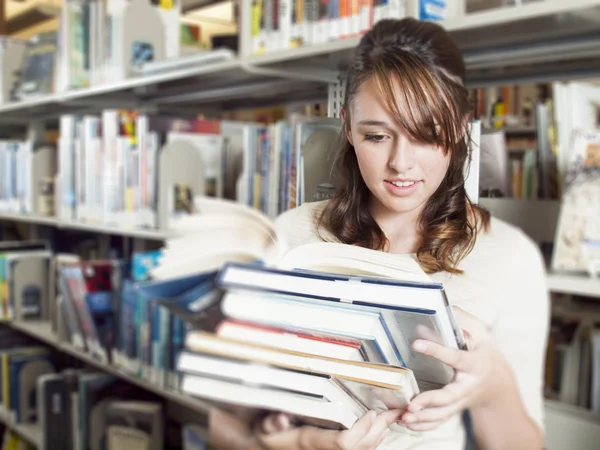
[470,383,543,450]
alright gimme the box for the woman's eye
[364,134,387,143]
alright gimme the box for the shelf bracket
[240,59,341,84]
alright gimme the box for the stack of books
[138,197,466,430]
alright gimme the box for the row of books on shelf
[251,0,461,55]
[0,0,217,103]
[0,327,208,450]
[0,113,339,231]
[0,194,471,431]
[509,151,538,200]
[545,305,600,415]
[468,83,540,130]
[0,240,184,392]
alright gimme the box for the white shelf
[544,399,600,450]
[0,406,42,447]
[547,273,600,298]
[0,212,170,240]
[446,0,600,31]
[0,212,59,227]
[7,320,212,417]
[62,221,170,240]
[0,59,243,114]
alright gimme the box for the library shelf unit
[1,0,600,447]
[0,0,599,122]
[246,0,600,83]
[0,318,212,447]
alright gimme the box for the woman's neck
[369,197,422,255]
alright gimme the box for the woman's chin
[373,194,425,216]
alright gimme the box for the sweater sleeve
[492,230,550,432]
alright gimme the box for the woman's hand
[399,307,515,431]
[257,409,403,450]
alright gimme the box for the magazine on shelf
[138,197,465,430]
[552,128,600,274]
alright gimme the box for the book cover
[8,350,55,423]
[104,400,163,450]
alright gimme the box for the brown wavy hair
[318,18,490,275]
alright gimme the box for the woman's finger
[402,404,460,425]
[413,339,473,372]
[356,410,401,449]
[404,420,443,432]
[407,380,468,412]
[260,412,292,434]
[339,410,377,447]
[414,324,444,344]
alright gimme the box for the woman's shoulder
[274,200,331,250]
[476,216,544,263]
[435,214,549,329]
[462,214,547,283]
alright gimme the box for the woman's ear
[341,107,354,146]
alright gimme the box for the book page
[280,242,431,283]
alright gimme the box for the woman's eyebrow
[357,120,390,127]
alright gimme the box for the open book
[145,197,465,430]
[153,197,434,282]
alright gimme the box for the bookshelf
[0,213,169,240]
[0,1,598,122]
[545,399,600,450]
[547,273,600,298]
[0,315,213,447]
[4,318,212,430]
[242,0,600,87]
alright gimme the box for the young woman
[209,17,549,450]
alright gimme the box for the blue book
[135,270,220,383]
[183,424,207,450]
[8,349,55,423]
[136,270,220,323]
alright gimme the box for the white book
[181,373,359,430]
[184,331,417,414]
[221,290,402,366]
[178,352,367,419]
[279,0,293,51]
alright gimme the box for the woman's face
[346,77,451,218]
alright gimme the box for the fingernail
[403,414,417,424]
[277,413,290,431]
[409,403,423,413]
[413,341,427,352]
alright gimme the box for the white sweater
[275,200,550,449]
